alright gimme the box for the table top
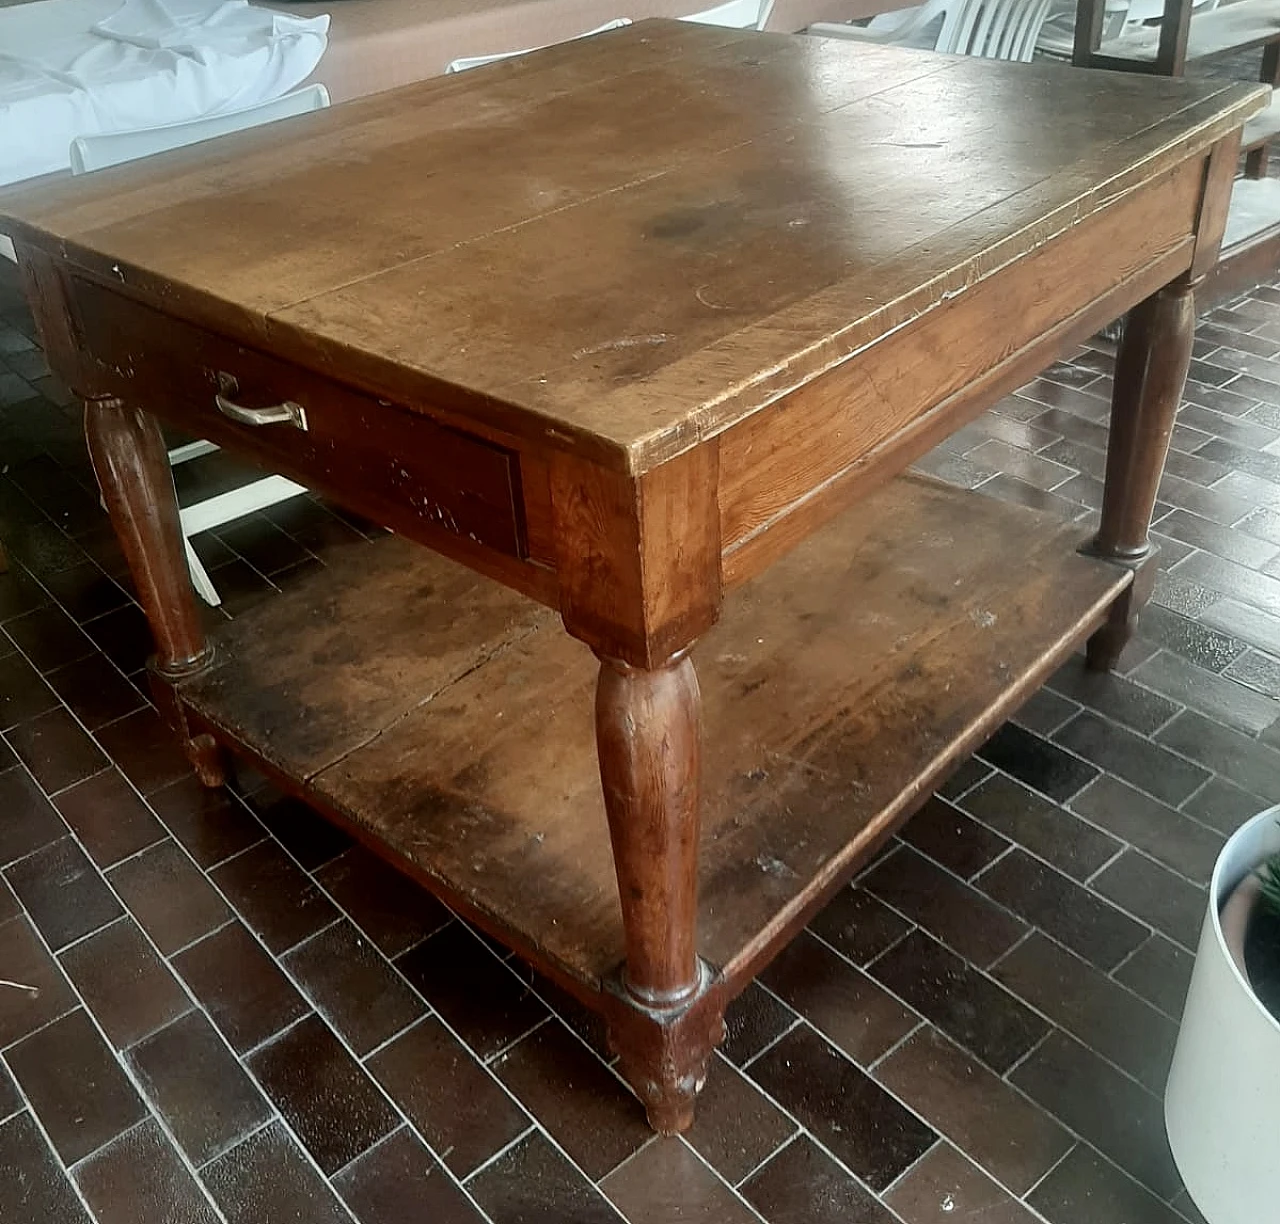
[0,21,1262,472]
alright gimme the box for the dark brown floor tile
[54,770,165,869]
[334,1128,485,1224]
[898,796,1009,879]
[0,878,15,926]
[0,765,66,868]
[976,723,1099,802]
[875,1026,1070,1195]
[128,1010,270,1166]
[1113,933,1195,1020]
[75,1119,219,1224]
[1225,647,1280,699]
[38,561,130,625]
[748,1024,935,1192]
[248,1013,398,1176]
[0,1064,19,1122]
[469,1130,616,1224]
[0,565,49,623]
[93,707,194,796]
[684,1052,796,1185]
[961,772,1121,881]
[0,1112,93,1224]
[1047,658,1181,735]
[368,1016,528,1178]
[1012,685,1079,735]
[976,849,1146,972]
[217,515,314,578]
[282,920,425,1058]
[210,840,339,954]
[994,932,1178,1092]
[172,920,310,1054]
[1071,775,1223,883]
[1174,550,1280,619]
[107,839,231,956]
[44,655,144,732]
[491,1019,650,1180]
[241,790,353,871]
[314,845,452,959]
[148,776,265,868]
[719,980,798,1067]
[5,707,108,794]
[885,1141,1041,1224]
[863,847,1027,968]
[5,837,122,951]
[761,931,917,1065]
[0,915,77,1047]
[741,1134,895,1223]
[0,738,16,774]
[1179,773,1268,836]
[1028,1144,1187,1224]
[1053,712,1209,807]
[1011,1029,1179,1198]
[807,883,913,966]
[936,757,993,801]
[1160,507,1280,570]
[59,918,191,1050]
[395,923,546,1061]
[203,1121,351,1224]
[527,969,613,1060]
[602,1137,757,1224]
[1156,710,1280,805]
[6,1009,145,1165]
[1091,851,1206,951]
[869,930,1045,1073]
[2,605,94,674]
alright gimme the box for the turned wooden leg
[1086,277,1195,671]
[85,397,225,784]
[595,650,722,1133]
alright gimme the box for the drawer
[70,277,526,560]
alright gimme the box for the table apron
[717,155,1206,587]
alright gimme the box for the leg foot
[186,733,227,789]
[604,972,726,1135]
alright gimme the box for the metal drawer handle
[214,374,308,431]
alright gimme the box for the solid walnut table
[0,22,1263,1132]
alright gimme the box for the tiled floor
[0,251,1279,1224]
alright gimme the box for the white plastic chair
[446,19,634,74]
[809,0,1053,61]
[1035,0,1219,59]
[70,86,329,605]
[444,2,775,73]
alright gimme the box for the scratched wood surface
[178,475,1128,991]
[0,22,1262,473]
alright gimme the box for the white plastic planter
[1165,802,1280,1224]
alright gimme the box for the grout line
[731,1128,801,1191]
[458,1123,538,1185]
[164,916,239,960]
[1021,1141,1077,1202]
[239,1010,316,1062]
[485,1015,552,1067]
[676,1133,772,1224]
[738,1018,803,1072]
[866,1021,927,1074]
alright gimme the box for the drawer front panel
[71,278,526,560]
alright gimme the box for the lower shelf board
[176,474,1128,1002]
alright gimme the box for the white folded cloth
[0,0,329,186]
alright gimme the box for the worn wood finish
[1086,278,1196,671]
[84,399,210,677]
[0,24,1262,1132]
[176,477,1130,991]
[0,26,1263,477]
